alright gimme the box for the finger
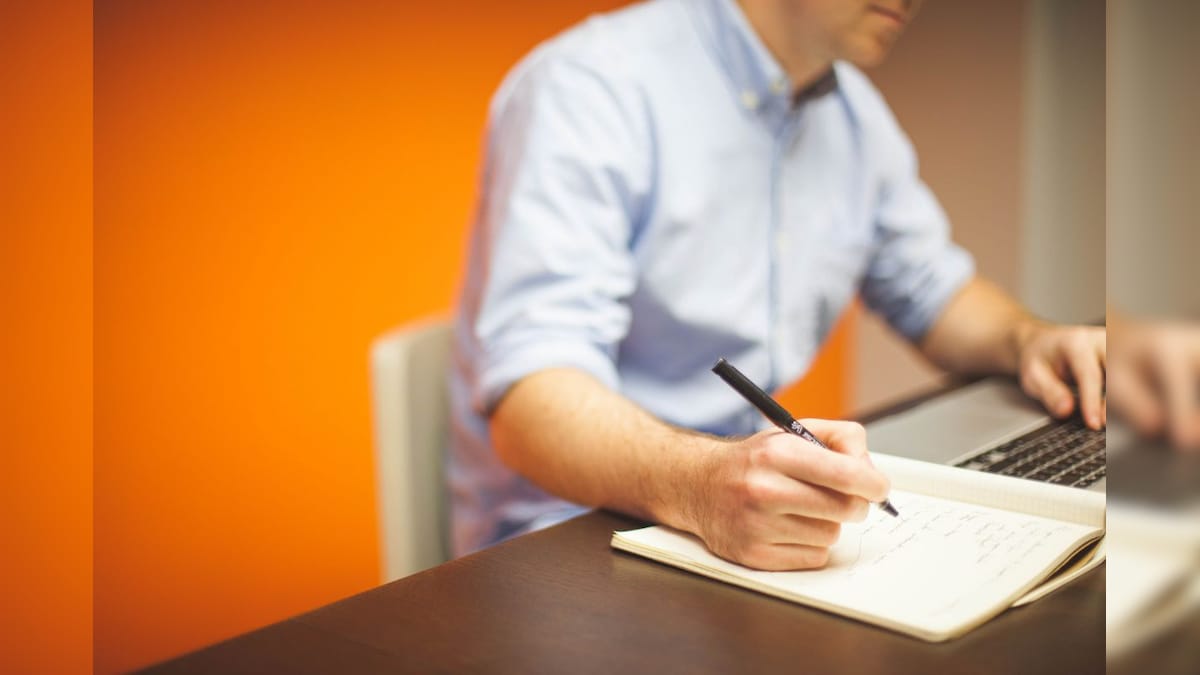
[1066,340,1105,429]
[1021,358,1075,419]
[1177,411,1200,451]
[752,472,870,522]
[799,418,869,460]
[1158,347,1200,449]
[1107,362,1166,438]
[764,514,843,548]
[792,484,871,523]
[1186,346,1200,449]
[739,543,831,571]
[765,434,890,502]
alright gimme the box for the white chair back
[369,318,452,582]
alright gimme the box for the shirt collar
[688,0,839,113]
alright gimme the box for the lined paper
[613,491,1102,641]
[871,453,1106,528]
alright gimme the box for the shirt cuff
[474,338,620,416]
[892,248,976,342]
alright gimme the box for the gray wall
[851,0,1106,413]
[1108,0,1200,318]
[1023,0,1106,324]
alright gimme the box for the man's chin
[841,33,899,68]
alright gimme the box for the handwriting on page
[835,499,1070,571]
[832,499,1070,578]
[811,494,1081,621]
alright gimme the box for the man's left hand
[1016,323,1106,430]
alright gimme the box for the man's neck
[737,0,833,95]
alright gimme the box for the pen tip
[880,500,900,518]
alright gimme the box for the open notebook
[611,453,1106,642]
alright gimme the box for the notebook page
[872,453,1106,528]
[1012,536,1106,606]
[613,491,1101,641]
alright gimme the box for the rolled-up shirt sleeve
[469,50,650,415]
[860,109,975,342]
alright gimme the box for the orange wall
[0,2,93,674]
[93,2,851,672]
[777,306,855,420]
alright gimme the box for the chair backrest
[369,318,452,582]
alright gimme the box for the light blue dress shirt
[448,0,974,555]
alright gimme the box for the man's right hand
[686,419,891,571]
[490,369,891,572]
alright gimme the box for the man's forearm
[488,366,894,570]
[488,368,722,530]
[918,276,1041,376]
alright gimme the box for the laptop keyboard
[953,420,1106,488]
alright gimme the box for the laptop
[865,377,1106,493]
[1105,421,1200,513]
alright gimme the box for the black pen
[712,358,900,518]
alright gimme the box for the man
[448,0,1106,569]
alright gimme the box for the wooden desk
[144,507,1103,674]
[145,382,1105,673]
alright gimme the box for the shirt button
[740,90,760,110]
[770,77,788,95]
[775,230,790,254]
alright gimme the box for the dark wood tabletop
[144,380,1107,674]
[143,507,1104,675]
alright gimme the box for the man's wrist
[1010,314,1047,372]
[654,433,725,534]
